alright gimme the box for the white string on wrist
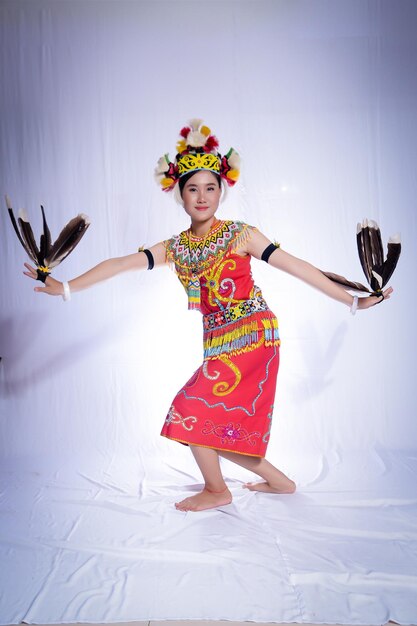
[350,295,358,315]
[62,281,71,302]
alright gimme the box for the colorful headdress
[154,119,240,192]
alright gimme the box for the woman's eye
[208,186,215,191]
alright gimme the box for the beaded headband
[154,119,240,192]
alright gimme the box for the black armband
[261,243,280,263]
[142,249,154,270]
[36,266,51,283]
[371,291,384,303]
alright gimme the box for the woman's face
[181,170,222,225]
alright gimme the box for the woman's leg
[175,445,232,512]
[218,450,296,493]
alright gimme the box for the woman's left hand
[357,286,394,310]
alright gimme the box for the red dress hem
[160,433,266,458]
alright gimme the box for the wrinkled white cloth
[1,451,417,625]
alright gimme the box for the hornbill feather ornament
[322,219,401,296]
[5,195,90,282]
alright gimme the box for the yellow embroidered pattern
[204,355,242,397]
[177,152,220,176]
[204,257,240,308]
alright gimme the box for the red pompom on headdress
[205,135,219,152]
[180,126,191,139]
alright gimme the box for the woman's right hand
[23,263,64,296]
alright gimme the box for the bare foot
[175,487,232,512]
[243,479,296,494]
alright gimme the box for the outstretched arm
[23,242,167,297]
[243,229,393,311]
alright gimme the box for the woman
[23,120,393,512]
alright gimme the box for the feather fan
[5,195,90,281]
[321,218,401,295]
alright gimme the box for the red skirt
[161,309,280,457]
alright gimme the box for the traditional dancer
[22,119,393,512]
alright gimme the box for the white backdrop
[1,1,417,624]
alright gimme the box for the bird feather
[357,220,386,290]
[321,271,371,293]
[45,214,90,269]
[7,207,32,256]
[357,219,401,291]
[368,221,384,269]
[371,270,383,288]
[39,205,52,262]
[357,221,374,286]
[381,241,401,287]
[17,213,41,264]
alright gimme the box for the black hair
[178,170,221,196]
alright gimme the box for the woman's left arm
[244,228,393,311]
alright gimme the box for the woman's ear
[220,179,228,204]
[173,185,184,206]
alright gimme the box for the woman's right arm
[23,242,167,297]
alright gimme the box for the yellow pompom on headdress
[154,119,241,192]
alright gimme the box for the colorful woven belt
[203,295,270,331]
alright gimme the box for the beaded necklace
[186,218,219,309]
[187,218,219,272]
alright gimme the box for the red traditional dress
[161,219,280,457]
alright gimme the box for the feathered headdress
[154,118,240,192]
[5,195,90,282]
[322,219,401,295]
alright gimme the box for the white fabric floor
[1,450,417,626]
